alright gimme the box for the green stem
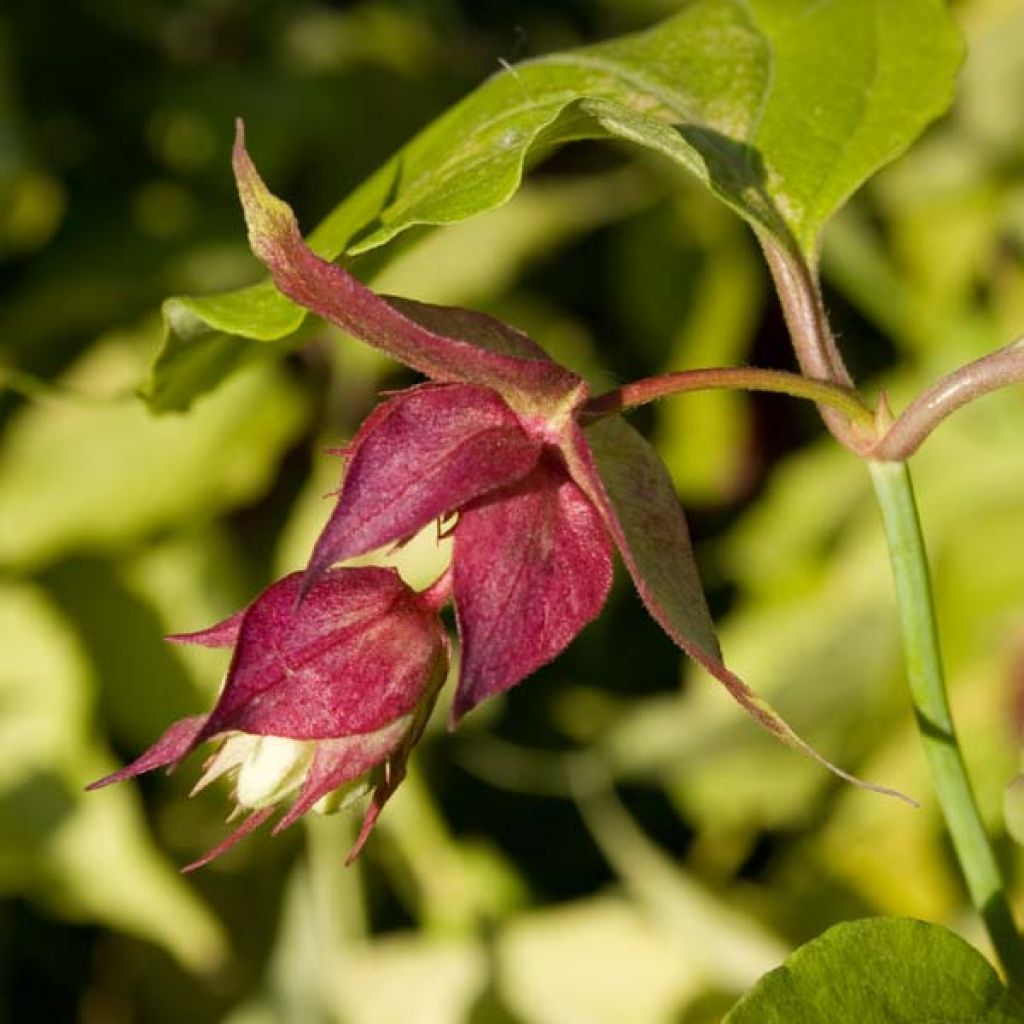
[581,366,875,430]
[869,459,1024,987]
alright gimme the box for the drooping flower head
[231,120,800,746]
[230,121,909,805]
[90,124,903,868]
[89,567,448,868]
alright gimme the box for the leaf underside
[146,0,962,410]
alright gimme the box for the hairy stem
[871,338,1024,460]
[581,366,875,428]
[870,459,1024,987]
[759,236,869,452]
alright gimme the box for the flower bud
[88,566,448,868]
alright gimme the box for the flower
[88,566,448,869]
[228,120,807,752]
[306,381,615,721]
[90,126,901,861]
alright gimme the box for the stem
[871,337,1024,460]
[759,235,868,452]
[869,459,1024,987]
[581,366,875,429]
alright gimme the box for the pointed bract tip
[345,802,383,865]
[181,806,275,874]
[230,120,303,271]
[296,550,333,610]
[166,608,246,649]
[447,696,469,732]
[85,715,207,793]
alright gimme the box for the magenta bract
[89,567,448,867]
[231,123,707,728]
[452,456,613,720]
[307,382,542,584]
[233,121,584,418]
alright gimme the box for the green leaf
[725,918,1024,1023]
[149,0,962,409]
[499,897,703,1023]
[575,781,786,991]
[0,333,306,570]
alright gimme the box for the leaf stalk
[581,366,875,428]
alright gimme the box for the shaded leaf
[0,582,226,971]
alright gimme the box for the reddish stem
[759,236,867,452]
[870,338,1024,460]
[581,366,874,428]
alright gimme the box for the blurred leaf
[576,781,787,991]
[333,933,486,1024]
[42,557,203,749]
[0,332,306,570]
[724,918,1023,1023]
[498,897,701,1024]
[812,725,954,922]
[603,550,900,831]
[0,581,227,973]
[378,768,527,935]
[266,817,364,1024]
[148,0,961,409]
[651,199,762,503]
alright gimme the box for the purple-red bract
[88,567,448,868]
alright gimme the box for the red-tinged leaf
[167,610,246,648]
[233,121,585,416]
[568,416,720,659]
[567,416,913,804]
[182,807,276,874]
[271,715,413,834]
[86,715,207,790]
[201,568,447,741]
[307,383,540,584]
[452,455,613,722]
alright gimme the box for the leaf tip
[230,121,302,272]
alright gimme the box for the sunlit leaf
[499,898,702,1024]
[724,918,1023,1023]
[0,334,306,570]
[576,781,787,991]
[148,0,961,408]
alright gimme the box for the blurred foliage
[1,1,1023,1021]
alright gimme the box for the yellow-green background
[1,1,1023,1020]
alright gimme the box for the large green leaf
[0,333,306,569]
[725,918,1024,1023]
[149,0,961,409]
